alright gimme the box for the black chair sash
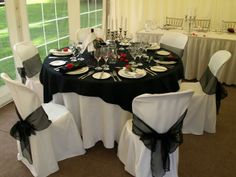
[132,110,187,177]
[10,106,51,164]
[200,66,228,113]
[17,67,26,84]
[160,43,184,58]
[22,53,42,78]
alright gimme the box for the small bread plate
[92,72,111,79]
[154,60,177,65]
[156,50,170,56]
[66,66,89,75]
[49,60,67,67]
[50,49,73,56]
[150,65,168,72]
[118,68,146,79]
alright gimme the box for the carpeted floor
[0,86,235,177]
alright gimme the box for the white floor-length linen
[53,93,132,149]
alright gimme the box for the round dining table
[40,46,184,149]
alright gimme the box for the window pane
[56,0,68,18]
[27,2,42,23]
[43,0,56,21]
[29,23,44,46]
[0,4,15,86]
[27,0,69,61]
[80,0,88,13]
[80,0,103,28]
[89,0,96,11]
[58,18,69,37]
[89,12,96,26]
[80,14,89,28]
[97,0,102,9]
[44,21,57,42]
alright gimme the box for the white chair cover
[180,50,231,135]
[13,41,43,102]
[159,32,188,58]
[52,93,132,149]
[1,73,85,177]
[76,28,105,53]
[118,90,193,177]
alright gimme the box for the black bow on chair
[10,106,51,164]
[132,110,187,177]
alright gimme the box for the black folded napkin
[154,54,177,61]
[59,61,87,73]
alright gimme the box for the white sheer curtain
[109,0,236,35]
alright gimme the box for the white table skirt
[52,92,132,149]
[136,29,236,85]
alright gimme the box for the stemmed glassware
[69,41,77,62]
[101,46,110,70]
[94,48,102,71]
[128,44,138,66]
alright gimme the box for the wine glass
[94,48,102,71]
[128,44,138,66]
[101,46,110,70]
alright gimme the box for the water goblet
[101,46,110,70]
[94,48,102,71]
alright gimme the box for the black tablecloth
[40,49,183,112]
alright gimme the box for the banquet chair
[159,32,188,58]
[165,17,184,29]
[76,28,105,43]
[118,90,193,177]
[76,28,105,53]
[192,19,211,32]
[180,50,231,135]
[13,41,43,102]
[1,73,85,177]
[222,20,236,32]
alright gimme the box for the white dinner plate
[118,68,146,79]
[92,72,111,79]
[66,66,89,75]
[50,49,73,56]
[150,65,168,72]
[154,60,177,65]
[156,50,170,56]
[49,60,67,66]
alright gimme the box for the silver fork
[113,70,122,81]
[146,68,157,76]
[110,72,117,82]
[78,70,94,79]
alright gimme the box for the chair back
[208,50,231,77]
[160,32,188,57]
[0,73,41,119]
[76,28,105,43]
[13,41,39,68]
[222,20,236,32]
[132,90,193,133]
[193,19,211,32]
[166,17,183,28]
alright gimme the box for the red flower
[120,53,127,58]
[66,63,74,69]
[63,48,69,52]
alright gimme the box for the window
[26,0,69,60]
[80,0,103,28]
[0,3,15,86]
